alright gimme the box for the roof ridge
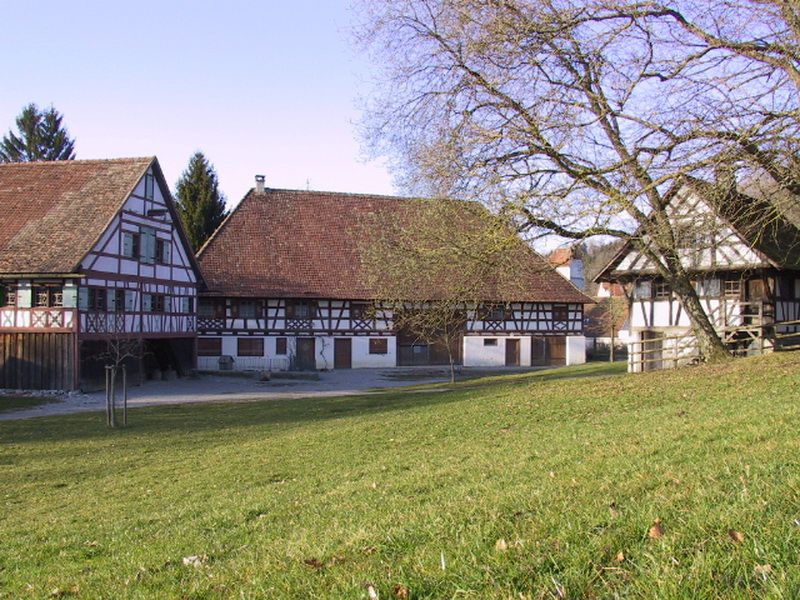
[0,156,154,168]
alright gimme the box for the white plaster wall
[352,336,397,368]
[463,335,532,367]
[566,336,586,365]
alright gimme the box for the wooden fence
[0,332,76,390]
[629,319,800,372]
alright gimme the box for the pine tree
[175,152,229,251]
[0,103,76,162]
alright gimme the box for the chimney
[255,174,266,194]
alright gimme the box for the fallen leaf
[728,529,744,544]
[648,518,664,539]
[754,564,772,579]
[84,540,99,547]
[495,538,508,551]
[182,554,208,568]
[365,583,379,600]
[549,471,556,478]
[609,502,620,519]
[303,558,324,571]
[362,545,378,555]
[393,583,409,599]
[615,550,625,563]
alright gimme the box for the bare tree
[359,199,534,382]
[356,0,800,362]
[98,336,143,427]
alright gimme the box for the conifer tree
[0,103,76,162]
[175,152,229,251]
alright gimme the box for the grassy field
[1,354,799,599]
[0,396,57,415]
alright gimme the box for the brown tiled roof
[0,158,153,274]
[197,188,590,303]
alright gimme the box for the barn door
[547,337,567,366]
[531,336,548,366]
[334,338,352,369]
[296,337,316,370]
[505,338,520,366]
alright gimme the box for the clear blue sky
[1,0,395,206]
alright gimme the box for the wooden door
[547,336,567,366]
[333,338,352,369]
[531,336,548,366]
[640,330,662,372]
[296,337,316,371]
[505,338,520,366]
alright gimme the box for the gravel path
[0,367,460,421]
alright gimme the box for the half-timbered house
[196,179,590,371]
[0,157,201,389]
[595,176,800,371]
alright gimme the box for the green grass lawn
[1,355,799,599]
[0,395,58,415]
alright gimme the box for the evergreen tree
[175,152,229,251]
[0,103,76,162]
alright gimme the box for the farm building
[0,157,201,390]
[196,178,591,371]
[596,176,800,371]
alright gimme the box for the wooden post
[105,366,111,426]
[110,366,116,428]
[122,365,128,427]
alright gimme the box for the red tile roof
[197,188,590,303]
[0,158,153,274]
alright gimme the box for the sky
[1,0,395,207]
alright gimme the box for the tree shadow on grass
[0,363,626,445]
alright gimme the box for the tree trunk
[610,324,616,362]
[671,277,730,363]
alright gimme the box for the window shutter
[125,290,136,312]
[162,240,171,264]
[140,228,156,263]
[62,285,78,308]
[180,297,190,313]
[77,287,89,310]
[122,232,134,257]
[17,283,32,308]
[107,289,117,312]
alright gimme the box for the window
[232,299,261,319]
[369,338,388,354]
[778,275,796,300]
[694,277,720,297]
[552,304,568,322]
[275,337,287,355]
[483,304,507,321]
[199,298,226,318]
[1,284,16,307]
[654,282,671,299]
[198,338,222,356]
[483,338,498,346]
[34,285,63,308]
[179,297,194,313]
[633,280,652,300]
[144,173,155,200]
[110,289,126,312]
[153,295,166,313]
[86,287,106,311]
[724,279,742,298]
[122,232,141,259]
[142,293,165,312]
[286,300,316,319]
[156,239,170,264]
[350,302,370,320]
[237,338,264,357]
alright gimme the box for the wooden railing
[630,318,800,372]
